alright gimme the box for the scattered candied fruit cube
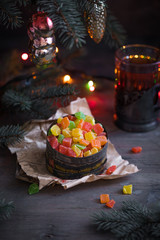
[72,128,82,137]
[50,124,61,136]
[75,111,86,120]
[85,115,95,125]
[84,150,92,157]
[91,139,101,149]
[62,138,72,148]
[62,128,72,138]
[96,136,107,146]
[100,194,110,204]
[92,123,104,135]
[123,185,133,194]
[131,146,142,153]
[85,131,95,142]
[72,144,81,157]
[61,116,70,129]
[91,147,98,155]
[106,199,115,208]
[105,165,117,175]
[57,117,63,124]
[82,121,93,132]
[79,139,90,146]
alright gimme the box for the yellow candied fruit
[91,147,98,155]
[123,185,133,194]
[72,134,84,143]
[72,145,81,157]
[50,124,61,136]
[57,117,63,124]
[84,150,92,157]
[72,128,82,137]
[85,131,95,142]
[85,115,95,125]
[74,119,80,127]
[62,128,72,138]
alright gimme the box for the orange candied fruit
[91,139,101,149]
[131,146,142,153]
[105,165,117,175]
[100,194,110,204]
[79,139,90,146]
[61,116,70,129]
[106,199,115,208]
[96,136,107,146]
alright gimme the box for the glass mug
[114,44,160,132]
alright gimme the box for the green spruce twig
[0,197,15,221]
[0,124,25,147]
[92,200,160,240]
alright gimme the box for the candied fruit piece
[105,165,117,175]
[75,111,86,120]
[82,121,93,132]
[131,146,142,153]
[58,134,64,143]
[85,131,95,142]
[106,199,115,208]
[47,135,59,149]
[123,185,133,194]
[83,144,92,153]
[69,121,76,130]
[62,138,72,147]
[91,147,98,154]
[61,116,70,129]
[91,139,101,149]
[79,139,90,146]
[57,117,63,124]
[77,119,84,129]
[100,194,110,204]
[92,123,104,135]
[50,124,61,136]
[85,115,95,125]
[72,128,82,137]
[59,145,68,155]
[72,134,84,143]
[84,150,92,157]
[67,147,77,157]
[74,119,80,127]
[96,136,107,146]
[75,144,86,150]
[62,128,72,138]
[68,115,76,121]
[72,145,81,157]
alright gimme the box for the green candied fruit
[58,134,65,143]
[75,111,86,120]
[48,128,53,136]
[69,121,76,130]
[28,183,39,195]
[75,144,86,150]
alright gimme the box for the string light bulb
[63,75,72,84]
[56,47,59,53]
[89,85,95,92]
[21,53,29,61]
[88,80,94,87]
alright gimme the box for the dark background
[0,0,160,79]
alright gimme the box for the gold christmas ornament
[85,0,107,44]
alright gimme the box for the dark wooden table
[0,79,160,240]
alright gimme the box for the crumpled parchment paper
[8,97,139,190]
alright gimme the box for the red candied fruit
[106,165,117,175]
[131,146,142,153]
[47,135,59,149]
[92,123,104,135]
[106,199,115,208]
[62,138,72,147]
[82,122,93,132]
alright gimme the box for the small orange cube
[100,194,110,204]
[106,199,115,208]
[79,139,90,146]
[91,139,101,149]
[77,119,84,129]
[61,117,70,129]
[131,146,142,153]
[96,136,107,146]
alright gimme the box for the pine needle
[0,197,15,221]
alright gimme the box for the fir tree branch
[0,0,23,28]
[0,197,14,221]
[0,124,25,147]
[92,200,160,240]
[37,0,87,49]
[104,10,127,48]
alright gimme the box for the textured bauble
[85,0,106,44]
[28,11,56,66]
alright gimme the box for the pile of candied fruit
[47,111,107,158]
